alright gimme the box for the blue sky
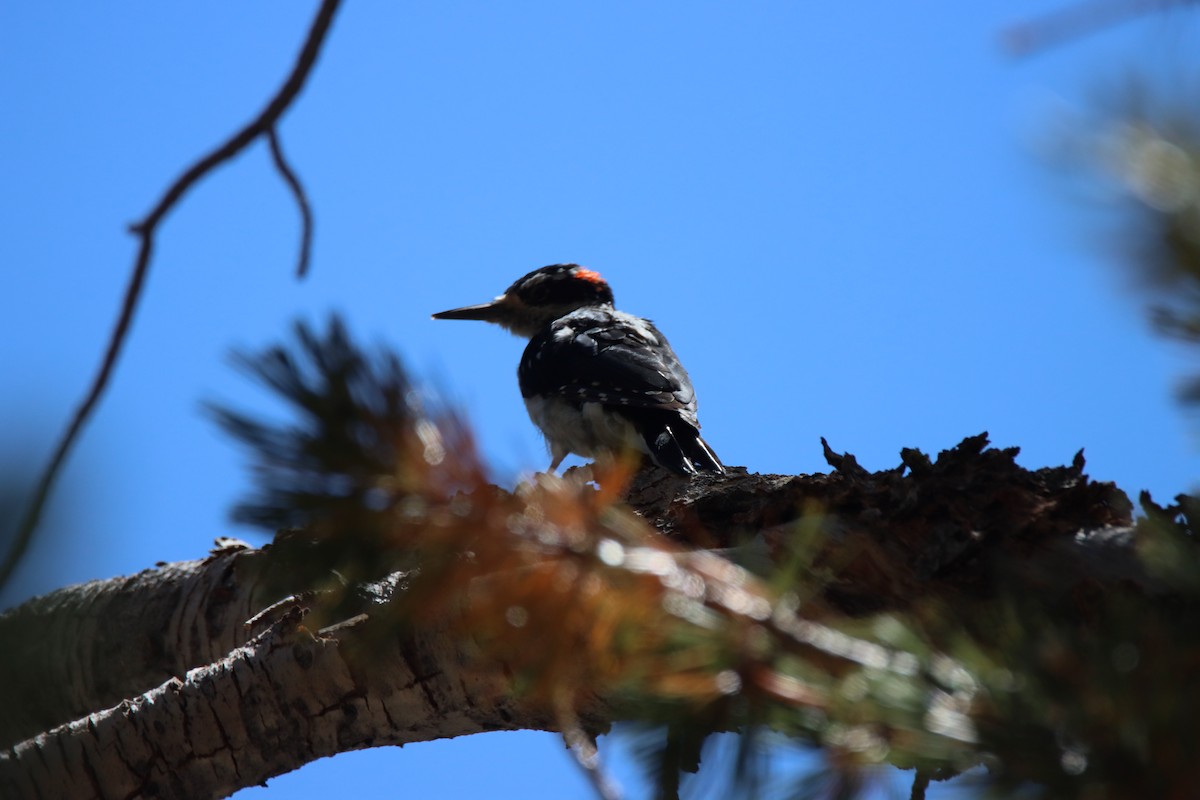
[2,3,1197,798]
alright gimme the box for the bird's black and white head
[432,263,614,338]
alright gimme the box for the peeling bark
[4,606,580,800]
[0,540,273,749]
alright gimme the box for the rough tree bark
[0,435,1139,800]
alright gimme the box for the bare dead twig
[267,126,315,278]
[0,0,343,594]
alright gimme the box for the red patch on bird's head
[573,267,605,285]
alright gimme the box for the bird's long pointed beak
[431,296,507,322]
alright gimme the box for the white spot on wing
[613,311,659,344]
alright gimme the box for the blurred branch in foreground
[1041,74,1200,407]
[209,318,981,794]
[1004,0,1197,56]
[5,318,1193,799]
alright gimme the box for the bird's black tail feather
[644,422,725,476]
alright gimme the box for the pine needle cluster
[216,318,1200,799]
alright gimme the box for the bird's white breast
[523,395,647,460]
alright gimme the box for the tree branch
[624,434,1139,614]
[2,604,581,800]
[0,0,343,593]
[0,437,1141,786]
[0,539,273,747]
[266,127,315,279]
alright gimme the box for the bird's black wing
[518,309,697,417]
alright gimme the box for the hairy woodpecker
[432,263,725,476]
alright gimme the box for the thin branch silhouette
[267,126,315,278]
[0,0,343,593]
